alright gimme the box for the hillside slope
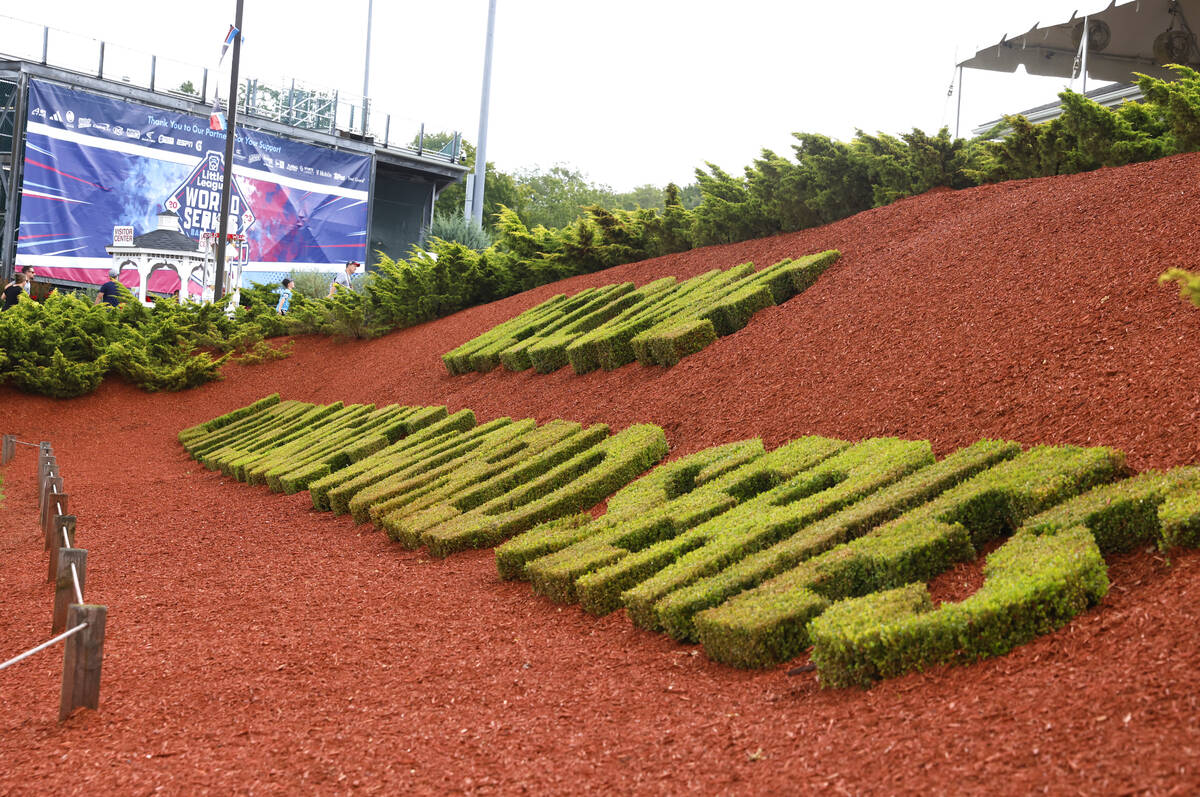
[2,153,1199,794]
[228,149,1200,470]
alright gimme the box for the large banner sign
[16,79,370,290]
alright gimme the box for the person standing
[276,277,294,314]
[2,273,25,310]
[328,261,361,297]
[4,266,33,296]
[95,268,122,307]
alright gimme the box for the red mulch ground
[4,153,1200,794]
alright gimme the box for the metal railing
[0,434,108,721]
[0,13,461,161]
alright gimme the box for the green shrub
[420,424,669,557]
[1159,268,1200,308]
[445,253,838,377]
[695,444,1126,668]
[640,438,936,641]
[179,394,281,444]
[427,211,494,251]
[309,409,474,512]
[0,286,295,398]
[507,439,766,598]
[573,436,851,616]
[653,440,1019,642]
[371,421,602,543]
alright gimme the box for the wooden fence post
[1,434,13,465]
[52,548,87,633]
[41,486,65,551]
[48,514,77,583]
[38,460,56,511]
[59,603,105,721]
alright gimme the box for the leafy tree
[610,184,668,211]
[516,165,614,230]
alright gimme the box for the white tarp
[960,0,1200,82]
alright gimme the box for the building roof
[971,81,1143,137]
[131,229,198,252]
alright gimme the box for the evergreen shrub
[693,445,1126,668]
[444,252,839,376]
[184,399,1200,687]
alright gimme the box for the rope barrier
[70,563,84,604]
[0,623,88,672]
[3,433,108,720]
[57,518,83,601]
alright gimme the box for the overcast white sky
[3,0,1116,191]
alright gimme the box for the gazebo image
[104,210,247,304]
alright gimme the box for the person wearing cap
[328,261,361,297]
[95,268,122,307]
[276,277,294,315]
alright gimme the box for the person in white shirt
[328,261,361,297]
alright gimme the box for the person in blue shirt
[94,268,122,307]
[276,278,294,315]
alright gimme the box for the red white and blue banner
[16,79,370,290]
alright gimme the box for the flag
[209,109,227,131]
[219,25,240,63]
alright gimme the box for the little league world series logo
[165,151,256,241]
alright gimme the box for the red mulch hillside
[3,154,1200,794]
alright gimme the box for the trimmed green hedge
[182,397,669,566]
[651,439,1020,645]
[334,416,518,518]
[420,424,669,557]
[575,435,851,616]
[640,437,936,641]
[373,422,607,546]
[807,466,1200,687]
[309,409,474,512]
[444,251,839,376]
[501,439,767,596]
[178,398,450,497]
[179,393,280,445]
[694,444,1126,669]
[185,399,1200,687]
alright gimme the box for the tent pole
[955,65,963,139]
[1081,15,1089,94]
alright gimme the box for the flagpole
[214,0,245,302]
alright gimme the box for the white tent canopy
[960,0,1200,82]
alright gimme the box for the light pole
[362,0,373,134]
[470,0,497,228]
[214,0,244,302]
